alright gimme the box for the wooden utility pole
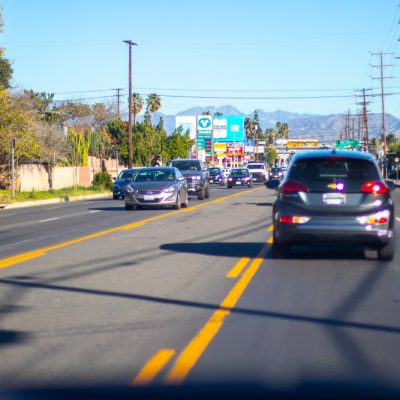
[115,88,123,119]
[123,40,137,169]
[356,88,371,151]
[371,52,394,165]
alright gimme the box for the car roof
[291,150,376,162]
[137,167,176,171]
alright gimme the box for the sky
[2,0,400,118]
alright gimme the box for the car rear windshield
[170,161,201,171]
[287,157,381,192]
[271,167,282,173]
[231,169,249,176]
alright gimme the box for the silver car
[124,167,188,210]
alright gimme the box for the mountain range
[137,105,400,143]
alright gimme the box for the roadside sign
[335,139,360,150]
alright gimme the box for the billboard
[197,115,213,135]
[175,116,197,140]
[214,115,244,143]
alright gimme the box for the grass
[0,186,111,204]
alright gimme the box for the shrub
[92,172,113,190]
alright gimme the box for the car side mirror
[179,176,186,182]
[265,180,280,190]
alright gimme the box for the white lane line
[89,210,101,214]
[0,213,17,218]
[46,206,61,210]
[39,217,59,223]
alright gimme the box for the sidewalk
[0,193,113,210]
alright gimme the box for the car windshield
[247,164,264,169]
[170,161,201,171]
[208,168,221,174]
[132,170,175,182]
[287,157,380,192]
[118,170,136,180]
[231,169,248,176]
[271,168,282,172]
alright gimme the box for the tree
[0,11,13,89]
[107,118,128,166]
[166,127,194,161]
[214,111,223,116]
[156,116,165,131]
[143,108,152,125]
[23,90,57,123]
[245,117,256,140]
[132,92,143,126]
[264,145,278,166]
[146,93,161,125]
[276,121,289,139]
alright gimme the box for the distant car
[266,150,396,260]
[246,162,269,182]
[124,167,188,210]
[227,168,253,188]
[169,159,210,200]
[269,167,284,180]
[208,167,225,186]
[112,168,138,199]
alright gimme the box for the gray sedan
[124,167,188,210]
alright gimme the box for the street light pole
[123,40,137,168]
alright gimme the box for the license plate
[210,180,214,183]
[323,193,345,205]
[236,181,241,185]
[144,195,155,201]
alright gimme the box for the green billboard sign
[335,140,360,150]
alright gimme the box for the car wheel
[198,187,205,200]
[181,192,189,208]
[113,195,118,200]
[125,203,134,210]
[220,181,224,187]
[136,205,143,210]
[205,184,210,198]
[174,193,181,210]
[377,238,394,261]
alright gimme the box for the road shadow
[161,242,376,261]
[0,330,29,346]
[245,202,273,207]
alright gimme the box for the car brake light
[357,210,390,225]
[359,181,389,195]
[280,216,310,224]
[280,180,310,193]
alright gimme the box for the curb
[0,193,112,210]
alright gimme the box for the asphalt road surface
[0,185,399,395]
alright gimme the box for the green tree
[264,145,278,166]
[106,118,128,166]
[0,49,12,89]
[276,121,289,139]
[166,127,194,161]
[132,92,143,126]
[146,93,161,125]
[245,117,256,140]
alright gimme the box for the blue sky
[2,0,400,117]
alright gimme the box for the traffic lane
[0,188,272,386]
[185,219,400,388]
[0,186,243,259]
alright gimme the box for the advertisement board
[214,115,244,143]
[197,115,213,135]
[175,116,197,140]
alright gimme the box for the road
[0,185,399,394]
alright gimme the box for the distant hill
[136,105,400,143]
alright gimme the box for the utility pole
[115,88,123,119]
[11,138,15,198]
[371,52,394,175]
[355,88,372,152]
[123,40,137,168]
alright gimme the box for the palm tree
[131,92,143,126]
[146,93,161,125]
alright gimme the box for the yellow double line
[132,228,272,386]
[0,187,262,271]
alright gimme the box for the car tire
[198,187,205,200]
[205,184,210,198]
[181,192,189,208]
[136,205,143,210]
[113,195,118,200]
[377,238,394,261]
[125,203,134,210]
[174,193,181,210]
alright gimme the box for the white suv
[246,163,269,182]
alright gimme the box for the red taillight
[359,181,389,195]
[280,216,310,224]
[280,180,310,193]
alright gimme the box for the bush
[92,172,113,190]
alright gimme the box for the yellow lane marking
[0,188,260,271]
[165,242,269,384]
[267,236,273,244]
[226,257,250,278]
[131,349,175,386]
[268,224,274,232]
